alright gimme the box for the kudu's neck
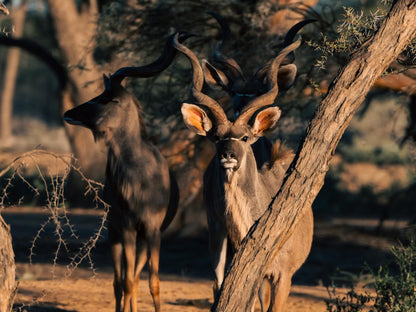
[106,103,145,160]
[221,147,270,249]
[222,148,263,195]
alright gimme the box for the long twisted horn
[110,31,192,86]
[283,19,316,50]
[253,19,316,81]
[173,33,229,125]
[208,12,246,82]
[236,38,302,125]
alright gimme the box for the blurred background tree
[0,0,415,234]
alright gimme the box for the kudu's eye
[241,136,249,142]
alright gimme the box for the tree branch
[213,0,416,310]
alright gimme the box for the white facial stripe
[236,93,256,97]
[219,138,241,142]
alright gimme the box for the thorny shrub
[0,150,109,276]
[326,239,416,312]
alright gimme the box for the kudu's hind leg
[268,273,292,312]
[110,241,123,312]
[147,231,162,312]
[258,277,272,312]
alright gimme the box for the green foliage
[309,5,387,70]
[372,243,416,312]
[326,239,416,312]
[327,288,372,312]
[309,2,416,71]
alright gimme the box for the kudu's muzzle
[217,139,243,173]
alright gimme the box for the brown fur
[64,82,179,312]
[268,140,295,169]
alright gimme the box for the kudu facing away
[63,33,188,312]
[173,27,313,312]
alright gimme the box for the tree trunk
[0,213,16,312]
[0,1,27,147]
[213,1,416,310]
[47,0,106,183]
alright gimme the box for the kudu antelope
[63,32,188,312]
[203,13,316,169]
[173,24,313,312]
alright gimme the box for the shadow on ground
[3,204,410,287]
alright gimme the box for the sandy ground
[15,273,331,312]
[3,206,408,312]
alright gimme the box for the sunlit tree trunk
[0,0,27,147]
[46,0,105,175]
[46,0,107,204]
[213,1,416,310]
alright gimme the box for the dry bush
[0,150,109,277]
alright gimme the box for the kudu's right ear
[252,107,282,137]
[202,60,229,91]
[181,103,213,136]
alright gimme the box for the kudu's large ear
[181,103,213,136]
[277,64,297,90]
[252,107,281,137]
[256,64,297,91]
[202,60,230,91]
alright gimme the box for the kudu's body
[174,17,314,311]
[63,33,187,312]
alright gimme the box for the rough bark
[0,213,16,312]
[0,1,27,146]
[213,1,416,310]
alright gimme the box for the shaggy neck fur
[222,141,294,250]
[222,150,265,249]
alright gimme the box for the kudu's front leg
[208,224,228,298]
[269,273,292,312]
[147,231,162,312]
[123,230,137,312]
[110,241,123,312]
[133,238,148,312]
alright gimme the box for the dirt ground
[2,206,410,312]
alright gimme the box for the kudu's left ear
[252,107,281,137]
[202,60,230,91]
[181,103,213,136]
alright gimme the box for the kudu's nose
[220,151,236,160]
